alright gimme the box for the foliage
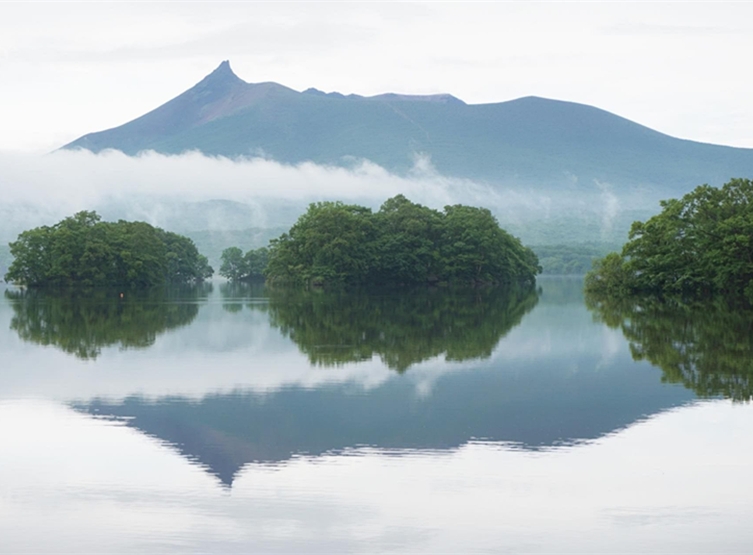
[259,195,539,286]
[245,247,269,280]
[264,201,376,285]
[371,195,443,284]
[583,252,633,296]
[219,247,246,281]
[4,211,213,287]
[223,283,538,372]
[219,246,270,282]
[586,293,753,402]
[5,286,210,359]
[439,204,538,283]
[585,179,753,301]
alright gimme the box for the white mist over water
[0,149,650,244]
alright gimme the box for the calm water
[1,278,752,553]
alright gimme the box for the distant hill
[64,61,753,195]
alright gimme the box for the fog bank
[0,149,658,246]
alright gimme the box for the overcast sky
[1,1,752,153]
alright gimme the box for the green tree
[583,252,632,296]
[5,225,53,286]
[162,230,213,284]
[585,178,753,301]
[244,247,269,280]
[266,201,376,285]
[219,246,269,282]
[372,195,443,284]
[219,246,248,281]
[264,196,539,287]
[4,211,213,287]
[440,204,540,284]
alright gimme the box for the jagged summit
[302,86,464,104]
[189,60,247,106]
[214,60,234,76]
[201,60,244,85]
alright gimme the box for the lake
[1,277,752,553]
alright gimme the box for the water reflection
[225,283,539,372]
[586,294,753,401]
[66,281,695,486]
[1,280,697,487]
[1,281,751,553]
[5,285,211,359]
[77,353,694,487]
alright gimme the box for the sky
[1,1,752,153]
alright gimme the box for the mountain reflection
[5,285,210,359]
[77,360,694,487]
[64,280,697,487]
[586,294,753,401]
[224,284,539,372]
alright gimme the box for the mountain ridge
[64,61,753,194]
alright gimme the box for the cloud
[0,149,465,204]
[594,180,620,239]
[0,149,559,238]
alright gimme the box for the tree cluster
[256,195,539,286]
[585,178,753,301]
[4,211,213,287]
[218,246,269,281]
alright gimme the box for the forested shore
[586,178,753,303]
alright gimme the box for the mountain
[64,61,753,194]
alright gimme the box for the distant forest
[531,243,620,275]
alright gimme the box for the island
[4,211,213,287]
[221,195,541,286]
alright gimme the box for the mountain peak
[202,60,243,85]
[213,60,232,74]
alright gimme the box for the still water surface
[1,278,752,553]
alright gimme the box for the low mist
[0,149,661,270]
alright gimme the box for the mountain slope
[64,61,753,193]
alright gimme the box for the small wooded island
[221,195,541,286]
[5,196,538,289]
[586,178,753,302]
[4,211,213,287]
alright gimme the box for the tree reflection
[224,284,538,372]
[586,293,753,401]
[5,285,210,359]
[218,282,268,314]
